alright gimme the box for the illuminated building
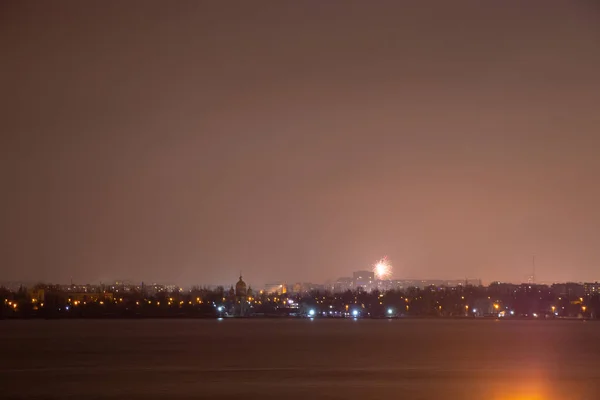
[584,282,599,296]
[353,271,374,292]
[292,283,303,293]
[29,287,45,303]
[376,279,393,291]
[264,283,286,295]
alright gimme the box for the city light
[373,256,392,280]
[2,279,598,321]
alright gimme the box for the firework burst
[373,256,392,280]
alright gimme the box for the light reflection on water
[488,380,547,400]
[1,319,598,399]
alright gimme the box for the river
[1,319,598,399]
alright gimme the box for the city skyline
[3,270,599,292]
[2,1,600,285]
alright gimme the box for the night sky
[1,1,599,286]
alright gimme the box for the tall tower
[235,275,249,316]
[527,255,536,284]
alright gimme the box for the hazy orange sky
[1,1,599,286]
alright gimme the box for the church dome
[235,276,247,297]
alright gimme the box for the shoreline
[0,315,594,321]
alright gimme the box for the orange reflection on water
[492,389,545,400]
[490,375,548,400]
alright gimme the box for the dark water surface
[1,319,599,399]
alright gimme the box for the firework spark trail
[373,256,392,280]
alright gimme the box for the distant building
[551,282,585,298]
[353,271,374,292]
[375,279,393,292]
[165,285,182,293]
[29,287,45,302]
[390,280,407,290]
[488,282,519,295]
[232,275,252,316]
[264,283,286,295]
[304,282,326,292]
[333,277,353,293]
[60,290,113,303]
[289,282,325,294]
[584,282,599,296]
[70,291,113,302]
[144,284,167,296]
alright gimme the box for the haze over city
[1,1,600,286]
